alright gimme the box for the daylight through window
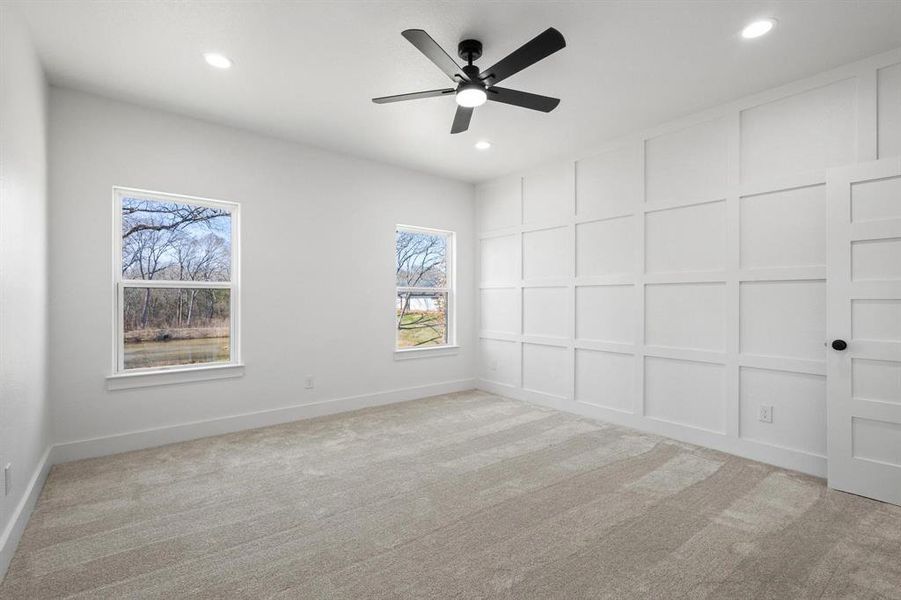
[114,188,239,372]
[395,226,454,349]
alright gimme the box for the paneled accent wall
[476,48,901,477]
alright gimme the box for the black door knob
[832,339,847,351]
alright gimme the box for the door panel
[827,158,901,505]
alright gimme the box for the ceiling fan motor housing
[460,65,481,86]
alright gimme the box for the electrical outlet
[304,376,314,389]
[759,405,774,424]
[4,463,11,496]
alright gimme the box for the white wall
[0,7,51,577]
[47,87,475,457]
[476,47,901,478]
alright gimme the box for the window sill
[394,345,460,361]
[106,363,245,390]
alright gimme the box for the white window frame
[394,224,458,359]
[108,187,242,388]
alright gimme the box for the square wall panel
[523,226,570,280]
[852,418,901,467]
[523,287,569,338]
[852,359,901,404]
[646,283,726,351]
[740,280,826,360]
[477,175,521,232]
[740,78,857,183]
[645,117,729,205]
[576,145,640,218]
[575,349,633,412]
[740,185,826,269]
[852,238,901,281]
[576,216,636,277]
[645,357,726,433]
[523,343,569,398]
[523,162,573,225]
[480,234,519,283]
[645,201,726,274]
[479,338,519,387]
[852,176,901,223]
[852,300,901,342]
[576,285,635,344]
[480,288,519,334]
[739,367,826,456]
[878,62,901,159]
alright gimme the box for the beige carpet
[3,391,901,599]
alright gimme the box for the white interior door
[827,157,901,506]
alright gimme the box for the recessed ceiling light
[203,52,233,69]
[475,140,491,150]
[742,18,776,39]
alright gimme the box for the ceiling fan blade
[402,29,470,82]
[486,87,560,112]
[450,106,473,134]
[372,88,455,104]
[479,28,565,86]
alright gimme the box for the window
[113,187,240,375]
[395,225,455,350]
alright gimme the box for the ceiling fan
[372,28,566,134]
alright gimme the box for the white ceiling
[11,1,901,183]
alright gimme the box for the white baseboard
[477,379,827,478]
[0,446,52,582]
[51,378,477,464]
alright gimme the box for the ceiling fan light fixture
[456,84,487,108]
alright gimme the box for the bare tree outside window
[115,191,238,371]
[395,227,453,348]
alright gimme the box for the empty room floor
[3,391,900,599]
